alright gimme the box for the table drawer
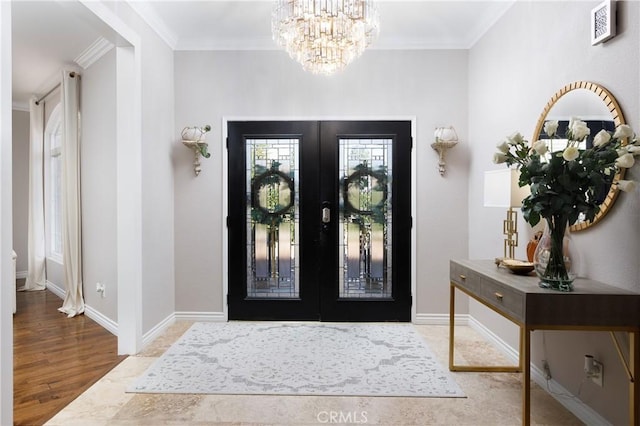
[477,277,524,321]
[450,262,472,286]
[450,260,524,322]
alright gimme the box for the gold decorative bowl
[501,259,535,275]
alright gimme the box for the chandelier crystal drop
[272,0,380,75]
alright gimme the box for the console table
[449,259,640,426]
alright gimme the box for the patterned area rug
[129,322,465,398]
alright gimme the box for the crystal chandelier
[272,0,380,75]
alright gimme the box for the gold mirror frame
[532,81,626,232]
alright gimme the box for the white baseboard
[138,312,225,352]
[45,280,65,299]
[468,316,611,426]
[16,270,27,279]
[467,315,519,361]
[142,312,176,348]
[84,305,118,336]
[45,280,119,336]
[36,284,225,353]
[414,313,469,325]
[174,311,226,322]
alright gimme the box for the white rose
[627,145,640,156]
[496,141,510,154]
[617,180,637,193]
[617,149,627,157]
[506,133,524,146]
[493,152,509,164]
[593,129,612,147]
[569,118,590,141]
[613,124,634,139]
[616,153,635,169]
[562,146,579,161]
[544,120,559,137]
[532,140,548,155]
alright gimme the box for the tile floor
[45,323,581,425]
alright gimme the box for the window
[44,104,63,262]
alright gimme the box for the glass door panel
[245,138,300,299]
[339,138,393,298]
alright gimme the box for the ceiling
[129,1,515,50]
[12,0,514,107]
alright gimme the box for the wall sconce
[483,169,530,260]
[431,126,458,176]
[181,125,211,176]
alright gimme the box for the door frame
[222,116,417,323]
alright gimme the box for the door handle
[322,207,330,223]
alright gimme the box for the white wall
[469,1,640,424]
[12,109,28,273]
[81,49,118,321]
[173,49,470,316]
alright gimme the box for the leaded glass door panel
[228,121,411,321]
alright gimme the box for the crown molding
[126,0,177,49]
[175,37,278,51]
[466,0,515,48]
[12,102,29,112]
[175,36,470,51]
[74,37,115,69]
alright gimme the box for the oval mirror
[532,81,626,232]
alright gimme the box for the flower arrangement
[493,118,638,290]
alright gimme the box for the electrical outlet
[96,282,106,298]
[589,360,603,387]
[542,360,552,380]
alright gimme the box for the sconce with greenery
[181,124,211,176]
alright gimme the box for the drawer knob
[494,292,503,301]
[459,274,466,280]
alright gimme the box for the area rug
[128,322,465,398]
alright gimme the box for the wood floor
[13,281,127,425]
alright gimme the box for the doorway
[228,121,412,321]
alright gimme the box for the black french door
[228,121,411,321]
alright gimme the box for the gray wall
[81,49,118,321]
[468,1,640,423]
[173,49,470,315]
[138,10,176,334]
[11,109,28,274]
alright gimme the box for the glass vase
[532,216,576,292]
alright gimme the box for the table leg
[522,327,531,426]
[449,283,455,371]
[631,331,639,426]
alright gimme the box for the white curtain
[58,71,84,317]
[20,97,46,292]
